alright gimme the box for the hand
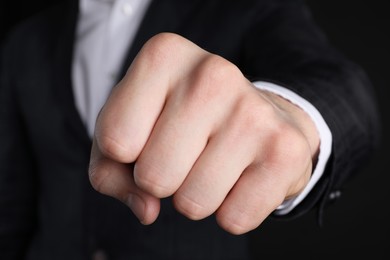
[88,33,320,235]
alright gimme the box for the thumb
[89,139,160,224]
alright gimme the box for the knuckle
[88,163,109,194]
[148,32,184,48]
[278,126,311,164]
[195,54,242,89]
[133,162,175,198]
[233,95,276,135]
[252,112,309,162]
[216,213,254,235]
[249,104,278,131]
[173,193,210,220]
[189,55,242,100]
[97,134,136,163]
[216,196,282,235]
[207,95,282,157]
[140,32,185,69]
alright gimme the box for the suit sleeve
[0,32,38,260]
[240,0,382,222]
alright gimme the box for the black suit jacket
[0,0,381,259]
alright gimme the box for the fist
[88,33,319,235]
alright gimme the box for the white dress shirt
[72,0,332,215]
[72,0,152,136]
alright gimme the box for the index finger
[88,138,160,224]
[94,33,205,163]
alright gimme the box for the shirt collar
[79,0,117,13]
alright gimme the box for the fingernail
[126,194,146,224]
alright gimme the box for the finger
[172,117,258,221]
[94,59,169,164]
[133,55,241,198]
[215,152,312,235]
[133,102,211,198]
[94,33,205,164]
[89,139,160,225]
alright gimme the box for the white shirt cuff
[252,81,332,215]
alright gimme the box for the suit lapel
[52,0,183,146]
[53,0,91,147]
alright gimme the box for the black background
[1,0,389,259]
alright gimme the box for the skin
[88,32,320,235]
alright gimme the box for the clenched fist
[88,33,320,235]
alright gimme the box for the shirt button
[122,3,134,16]
[329,190,341,200]
[92,249,108,260]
